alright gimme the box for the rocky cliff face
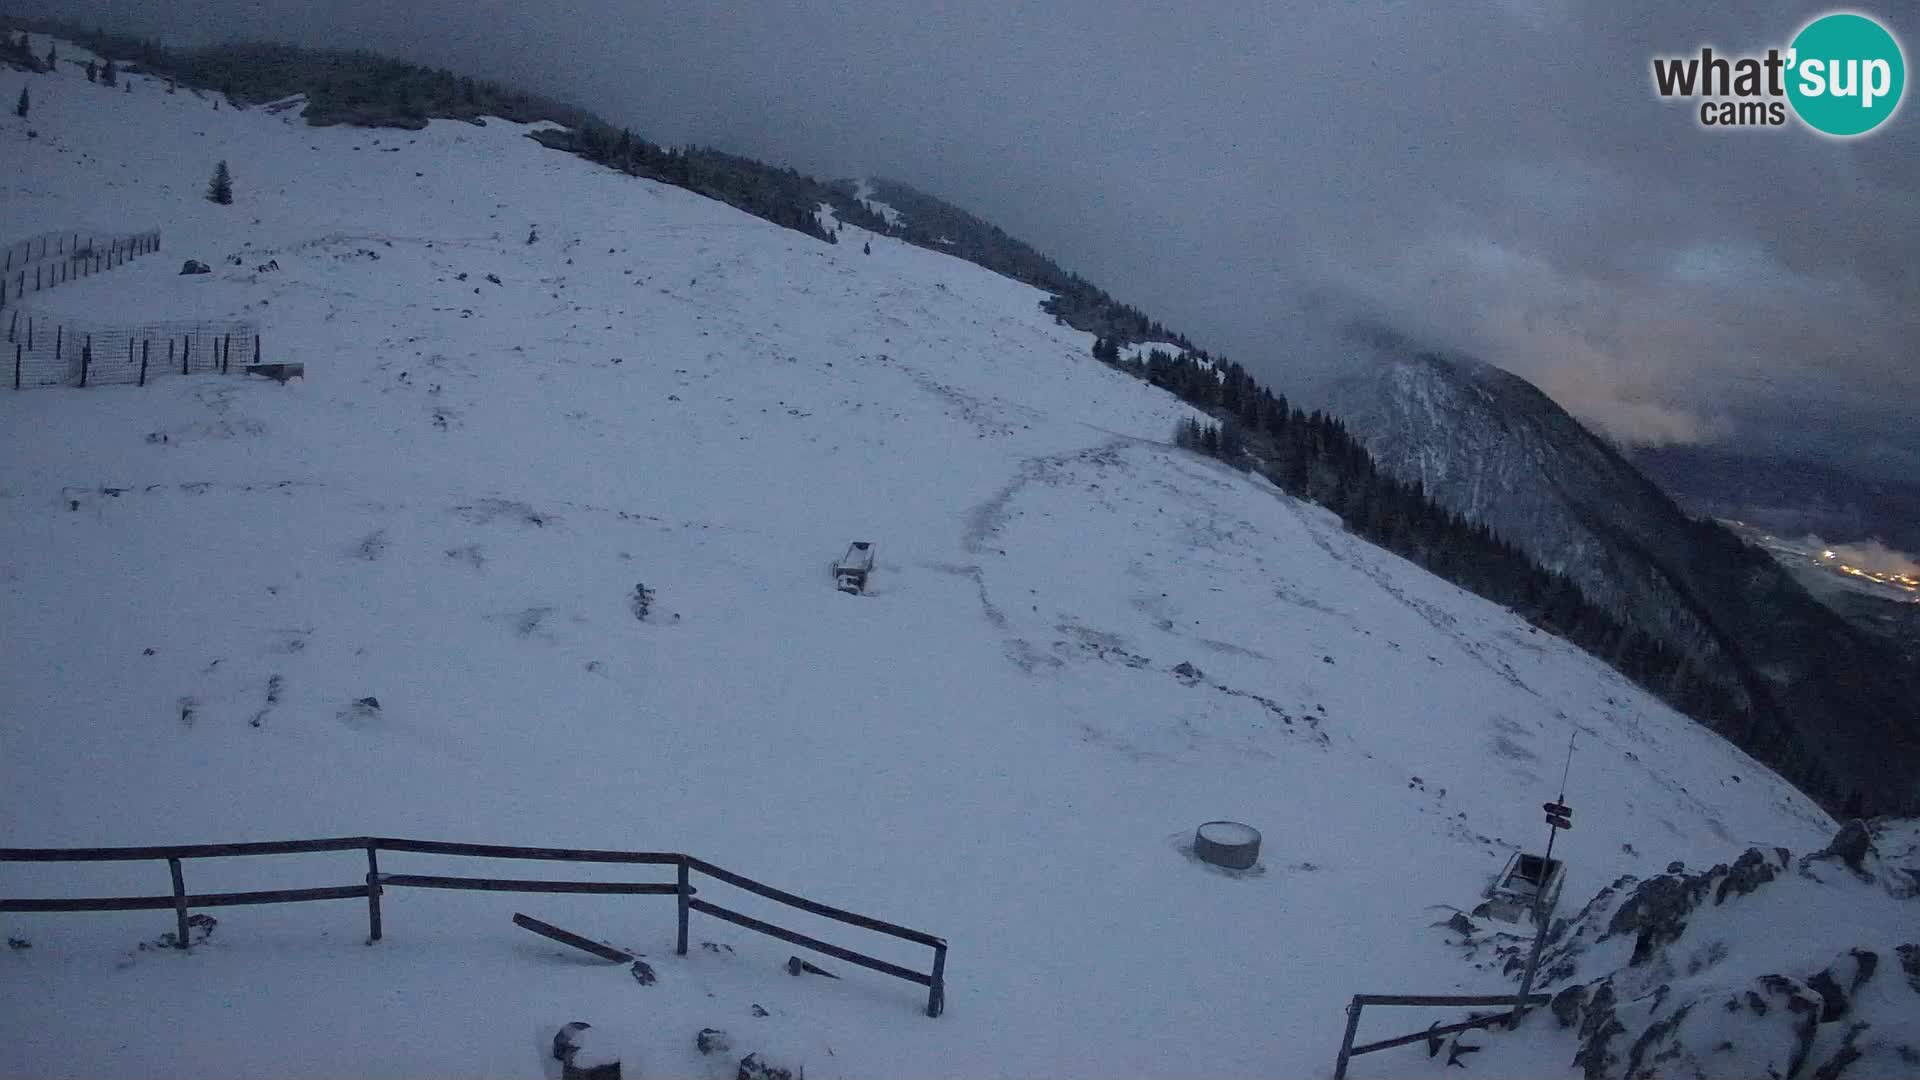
[1445,820,1919,1080]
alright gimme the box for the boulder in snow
[553,1022,591,1062]
[179,259,211,275]
[785,955,838,979]
[555,1023,620,1080]
[737,1052,799,1080]
[697,1028,732,1055]
[1811,818,1875,877]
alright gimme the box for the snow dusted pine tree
[207,160,233,205]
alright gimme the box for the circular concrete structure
[1194,820,1261,870]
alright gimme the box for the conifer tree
[207,160,233,205]
[46,43,56,69]
[86,59,97,82]
[14,85,27,119]
[101,59,117,86]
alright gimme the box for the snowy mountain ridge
[1320,344,1920,817]
[0,37,1870,1079]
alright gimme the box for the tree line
[1117,338,1847,809]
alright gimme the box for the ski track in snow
[0,43,1841,1080]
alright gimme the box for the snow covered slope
[0,47,1839,1079]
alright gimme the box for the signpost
[1513,733,1578,1025]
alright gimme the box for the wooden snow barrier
[1330,993,1550,1079]
[0,836,948,1018]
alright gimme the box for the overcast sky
[28,1,1920,478]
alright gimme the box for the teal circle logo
[1787,13,1905,136]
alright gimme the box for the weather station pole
[1512,732,1576,1025]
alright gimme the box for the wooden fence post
[79,337,90,388]
[139,340,148,387]
[365,846,383,942]
[927,942,947,1018]
[169,339,177,375]
[182,337,191,375]
[676,858,690,956]
[1509,884,1555,1027]
[167,858,190,949]
[1332,997,1364,1080]
[54,325,61,358]
[13,344,19,390]
[253,335,261,364]
[223,334,232,374]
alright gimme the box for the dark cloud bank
[31,1,1920,480]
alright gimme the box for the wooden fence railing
[0,836,947,1017]
[1331,993,1551,1079]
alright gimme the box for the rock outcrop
[1449,820,1920,1079]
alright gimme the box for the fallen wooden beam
[512,912,633,963]
[245,362,303,383]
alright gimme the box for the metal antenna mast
[1546,730,1576,865]
[1514,729,1578,1026]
